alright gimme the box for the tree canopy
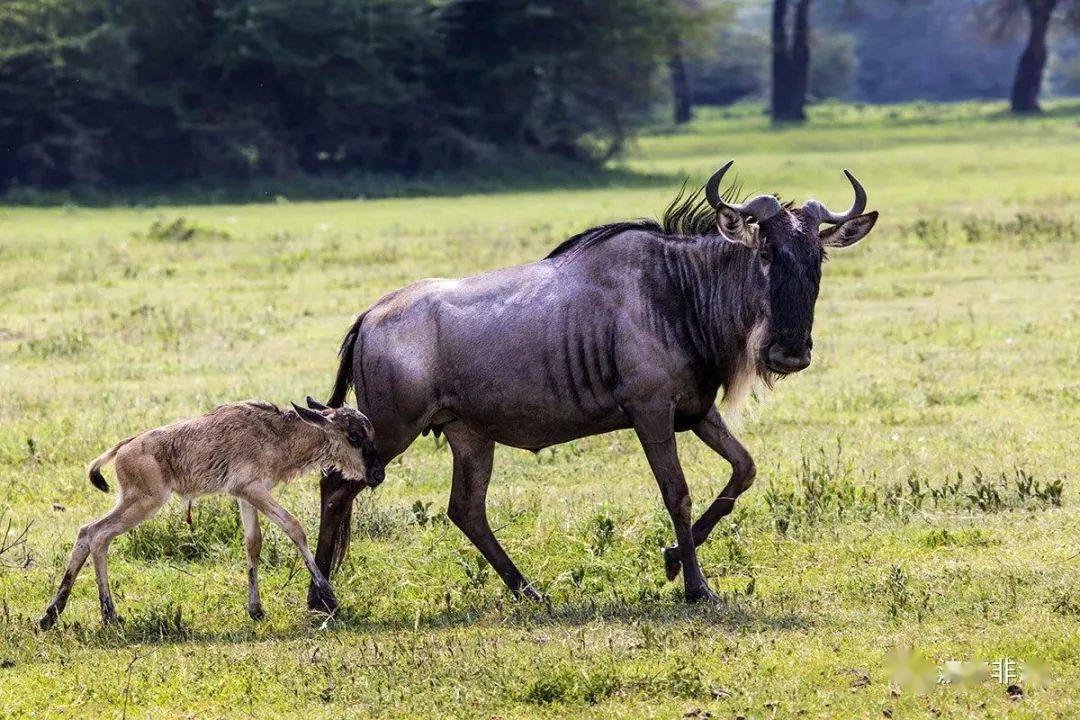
[0,0,689,191]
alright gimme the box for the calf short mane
[544,180,774,260]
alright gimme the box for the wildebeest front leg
[238,499,265,620]
[663,407,756,581]
[634,422,719,604]
[445,424,543,601]
[237,484,339,615]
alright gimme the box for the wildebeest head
[292,398,384,486]
[706,161,878,375]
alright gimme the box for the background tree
[0,0,690,191]
[983,0,1080,112]
[771,0,812,122]
[668,0,708,125]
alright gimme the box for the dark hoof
[685,584,721,604]
[309,585,339,615]
[248,603,266,621]
[517,583,546,603]
[662,547,681,582]
[38,609,59,631]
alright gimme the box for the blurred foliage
[809,32,856,100]
[1051,53,1080,93]
[0,0,691,190]
[688,27,769,106]
[689,28,854,106]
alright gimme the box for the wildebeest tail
[86,436,134,493]
[328,312,366,409]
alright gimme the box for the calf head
[292,398,384,486]
[707,161,878,375]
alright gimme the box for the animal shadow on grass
[56,589,810,650]
[350,593,812,635]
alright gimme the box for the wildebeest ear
[292,402,329,426]
[306,395,330,411]
[819,211,878,248]
[715,207,759,247]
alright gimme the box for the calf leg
[238,499,265,620]
[42,483,167,630]
[40,523,94,629]
[445,424,542,600]
[89,491,168,625]
[663,407,756,581]
[236,484,338,614]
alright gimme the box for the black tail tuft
[89,468,109,493]
[329,500,353,575]
[328,312,364,408]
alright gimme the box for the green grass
[1,100,1078,718]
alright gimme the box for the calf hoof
[247,603,266,622]
[100,599,123,626]
[685,583,721,604]
[662,546,681,582]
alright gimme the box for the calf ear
[819,211,878,248]
[292,402,329,426]
[715,207,759,247]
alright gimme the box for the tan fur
[40,401,374,629]
[721,319,769,418]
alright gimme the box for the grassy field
[0,101,1078,719]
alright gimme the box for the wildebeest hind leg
[663,407,756,581]
[445,424,542,601]
[309,427,418,610]
[309,469,364,609]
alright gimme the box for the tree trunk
[771,0,792,121]
[1011,0,1057,113]
[670,49,693,124]
[771,0,811,122]
[789,0,811,121]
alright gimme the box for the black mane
[545,179,749,260]
[544,220,663,259]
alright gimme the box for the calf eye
[346,433,362,447]
[759,245,772,263]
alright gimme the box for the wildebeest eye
[759,245,773,263]
[346,433,362,448]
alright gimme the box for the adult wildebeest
[39,400,382,629]
[309,162,877,606]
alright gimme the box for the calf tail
[328,311,366,408]
[87,437,133,493]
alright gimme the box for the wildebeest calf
[39,398,382,630]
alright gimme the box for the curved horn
[704,160,782,222]
[804,169,867,225]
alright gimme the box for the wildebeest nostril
[369,465,385,484]
[767,343,811,373]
